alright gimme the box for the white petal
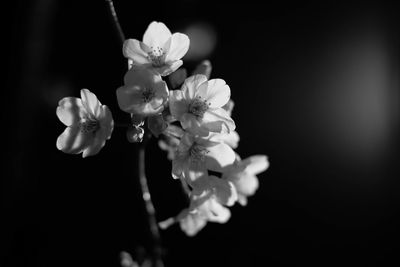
[202,199,231,223]
[56,126,90,154]
[80,89,101,118]
[209,176,238,206]
[169,89,188,120]
[202,108,236,134]
[180,213,207,236]
[182,74,208,100]
[56,97,84,126]
[82,131,106,158]
[155,60,183,76]
[165,33,190,62]
[143,21,172,48]
[243,155,269,175]
[197,79,230,108]
[205,143,236,172]
[234,174,259,196]
[123,39,151,64]
[98,105,114,140]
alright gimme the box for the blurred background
[3,0,400,266]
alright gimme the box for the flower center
[189,96,210,118]
[79,118,99,134]
[142,88,155,103]
[148,46,166,67]
[189,144,209,163]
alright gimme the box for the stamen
[79,119,99,134]
[142,88,155,103]
[148,46,166,67]
[189,144,209,163]
[189,96,210,118]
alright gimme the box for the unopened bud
[169,68,187,89]
[148,115,167,137]
[126,125,144,143]
[192,60,212,79]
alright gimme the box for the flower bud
[168,68,187,89]
[192,60,212,79]
[126,125,144,143]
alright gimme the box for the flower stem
[138,136,164,267]
[105,0,125,45]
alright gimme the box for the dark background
[3,0,400,266]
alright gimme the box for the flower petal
[209,176,238,206]
[56,97,84,126]
[82,131,107,158]
[234,174,259,196]
[169,89,188,120]
[143,21,172,49]
[182,74,208,100]
[201,198,231,223]
[56,126,90,154]
[205,143,236,172]
[202,108,236,134]
[155,60,183,76]
[165,33,190,62]
[197,79,230,108]
[243,155,269,175]
[180,212,207,236]
[98,105,114,140]
[80,89,101,118]
[123,39,151,65]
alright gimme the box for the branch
[105,0,125,45]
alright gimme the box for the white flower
[223,155,269,206]
[116,67,168,116]
[159,194,231,236]
[172,132,236,186]
[123,21,190,76]
[169,74,235,136]
[56,89,114,158]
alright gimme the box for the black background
[3,0,400,266]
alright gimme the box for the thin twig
[138,136,164,267]
[105,0,125,45]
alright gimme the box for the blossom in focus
[169,74,235,136]
[223,155,269,206]
[116,67,168,116]
[56,89,114,158]
[172,132,236,185]
[123,21,190,76]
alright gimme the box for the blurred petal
[243,155,269,175]
[169,89,188,120]
[205,143,235,172]
[56,97,84,126]
[209,176,238,206]
[156,60,183,76]
[192,60,212,79]
[169,68,187,89]
[165,33,190,62]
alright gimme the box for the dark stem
[138,136,164,267]
[105,0,125,45]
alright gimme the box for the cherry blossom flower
[123,21,190,76]
[169,74,235,136]
[223,155,269,206]
[159,193,231,236]
[171,132,236,186]
[56,89,114,158]
[116,67,168,116]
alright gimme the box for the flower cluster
[55,21,269,236]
